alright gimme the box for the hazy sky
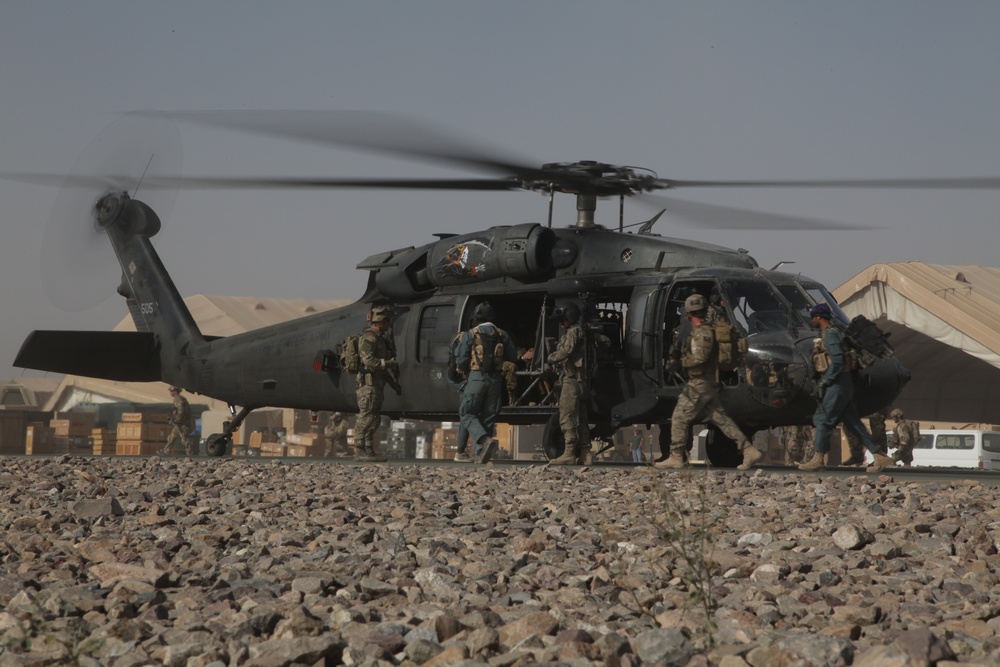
[2,2,998,381]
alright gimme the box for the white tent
[833,262,1000,425]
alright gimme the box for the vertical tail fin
[101,192,206,385]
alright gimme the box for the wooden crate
[25,425,55,455]
[50,413,97,437]
[285,445,307,457]
[91,428,117,456]
[0,411,50,455]
[121,412,170,423]
[116,440,161,456]
[116,422,171,442]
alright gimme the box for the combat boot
[798,451,826,472]
[578,450,593,466]
[866,452,894,473]
[549,448,578,465]
[453,450,473,462]
[737,444,763,471]
[654,450,688,469]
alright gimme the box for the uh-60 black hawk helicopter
[12,111,997,464]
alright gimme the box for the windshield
[800,284,851,326]
[722,279,799,337]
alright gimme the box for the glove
[384,359,399,372]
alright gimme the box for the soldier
[354,305,397,462]
[657,294,762,470]
[547,303,609,465]
[889,408,920,466]
[323,412,349,457]
[783,425,803,465]
[799,303,893,472]
[869,407,890,454]
[161,386,194,456]
[453,302,516,463]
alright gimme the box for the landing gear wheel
[206,433,231,457]
[542,412,565,461]
[705,427,741,468]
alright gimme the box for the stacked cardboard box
[260,442,287,457]
[116,412,172,456]
[432,424,459,460]
[286,432,324,457]
[91,428,117,456]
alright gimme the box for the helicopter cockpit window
[417,304,455,363]
[723,280,793,336]
[773,283,814,327]
[801,285,850,326]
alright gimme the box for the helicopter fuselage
[15,198,909,464]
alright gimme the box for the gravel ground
[0,455,997,667]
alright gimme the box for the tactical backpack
[842,314,893,370]
[469,326,504,373]
[339,334,361,374]
[714,319,748,372]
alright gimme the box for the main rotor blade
[138,175,522,191]
[158,110,556,183]
[657,177,1000,190]
[640,194,874,230]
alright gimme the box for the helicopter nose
[743,341,810,409]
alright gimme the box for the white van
[910,429,1000,470]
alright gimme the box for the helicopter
[11,111,997,464]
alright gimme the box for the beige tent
[833,262,1000,425]
[45,293,352,412]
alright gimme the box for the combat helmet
[369,305,391,323]
[550,302,581,324]
[684,294,707,314]
[890,408,904,419]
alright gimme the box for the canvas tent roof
[46,293,351,412]
[833,262,1000,425]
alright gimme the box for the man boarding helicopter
[10,111,994,463]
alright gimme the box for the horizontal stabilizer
[15,331,161,381]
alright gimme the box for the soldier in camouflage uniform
[547,303,609,465]
[323,412,349,457]
[657,294,763,470]
[783,425,804,464]
[161,386,194,456]
[354,306,397,462]
[889,407,919,466]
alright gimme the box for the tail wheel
[542,412,565,461]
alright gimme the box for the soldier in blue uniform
[799,303,894,473]
[453,302,516,463]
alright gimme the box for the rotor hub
[94,191,128,228]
